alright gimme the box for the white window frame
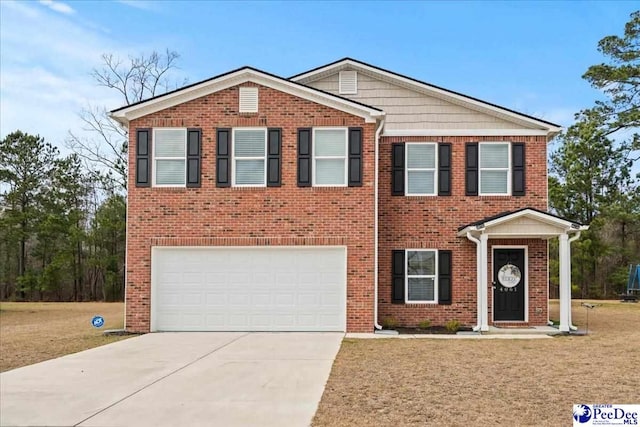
[312,127,348,187]
[405,142,438,196]
[479,142,511,196]
[152,128,187,188]
[232,127,267,187]
[405,249,438,304]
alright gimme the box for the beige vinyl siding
[307,71,528,131]
[488,217,565,236]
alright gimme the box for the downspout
[466,232,482,332]
[373,117,386,330]
[568,231,581,331]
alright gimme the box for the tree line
[0,50,181,301]
[1,13,638,301]
[549,11,640,298]
[0,135,125,301]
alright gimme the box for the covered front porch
[458,208,588,332]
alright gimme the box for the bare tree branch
[67,50,184,192]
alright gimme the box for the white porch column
[558,233,571,332]
[480,234,489,331]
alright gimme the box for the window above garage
[153,128,187,187]
[233,128,267,186]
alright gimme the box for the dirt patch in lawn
[313,300,639,427]
[0,302,129,372]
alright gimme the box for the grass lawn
[313,300,640,427]
[0,302,129,372]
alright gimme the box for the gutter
[373,116,386,330]
[466,232,483,332]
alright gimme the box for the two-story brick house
[111,58,586,334]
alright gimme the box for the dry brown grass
[0,302,129,372]
[314,300,640,427]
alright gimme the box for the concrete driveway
[0,332,343,427]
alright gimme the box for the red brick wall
[378,135,549,327]
[126,83,377,332]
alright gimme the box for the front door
[493,248,526,321]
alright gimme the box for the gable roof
[109,66,384,126]
[457,207,586,235]
[291,58,562,135]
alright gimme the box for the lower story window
[406,249,437,303]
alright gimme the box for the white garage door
[151,247,346,332]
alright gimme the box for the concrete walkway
[0,332,343,427]
[346,332,553,339]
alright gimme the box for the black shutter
[216,128,231,187]
[297,128,312,187]
[392,143,405,196]
[438,143,452,196]
[267,128,281,187]
[392,250,405,304]
[135,129,151,187]
[348,127,363,187]
[512,142,526,196]
[438,250,452,305]
[186,128,201,188]
[465,143,478,196]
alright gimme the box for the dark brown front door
[493,248,525,321]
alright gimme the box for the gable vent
[239,87,258,113]
[339,70,357,95]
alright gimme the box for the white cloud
[0,1,129,152]
[116,0,158,11]
[39,0,75,15]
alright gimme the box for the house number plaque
[498,263,521,288]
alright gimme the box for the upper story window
[153,128,187,187]
[406,249,438,303]
[392,142,451,197]
[313,128,348,186]
[239,87,258,113]
[479,142,510,195]
[406,143,437,196]
[339,70,357,95]
[233,128,267,186]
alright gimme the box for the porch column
[480,233,489,331]
[558,233,571,332]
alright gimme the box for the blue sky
[1,0,637,154]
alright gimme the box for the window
[313,128,347,186]
[239,87,258,113]
[153,128,187,186]
[233,128,267,186]
[406,143,437,195]
[406,250,438,303]
[479,142,510,195]
[339,70,357,94]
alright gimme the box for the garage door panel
[181,293,202,306]
[205,292,226,305]
[320,293,341,306]
[182,272,203,285]
[298,293,320,305]
[228,272,250,284]
[152,247,346,332]
[274,294,295,306]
